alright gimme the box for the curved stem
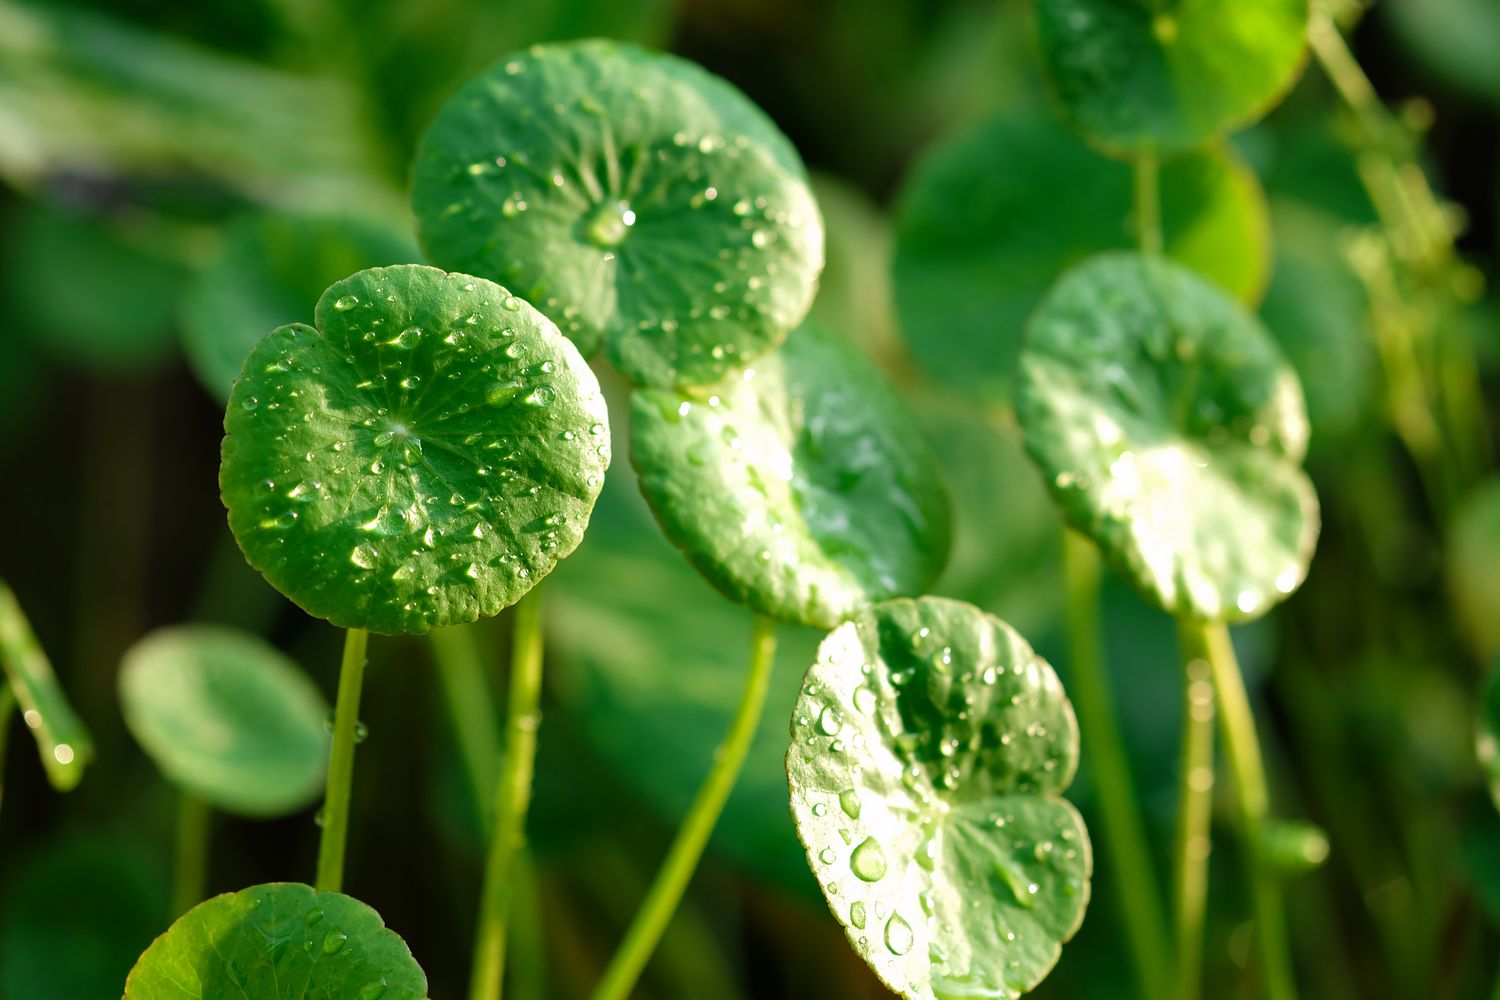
[590,614,778,1000]
[0,682,14,818]
[1134,153,1163,255]
[430,625,503,827]
[173,791,211,916]
[1063,531,1172,999]
[470,588,547,1000]
[1204,622,1297,1000]
[315,627,369,893]
[1172,619,1218,1000]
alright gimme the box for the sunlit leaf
[787,596,1091,1000]
[219,264,610,634]
[411,39,823,388]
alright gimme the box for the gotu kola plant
[122,262,610,991]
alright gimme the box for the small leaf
[119,625,330,817]
[1450,479,1500,661]
[1016,252,1319,622]
[893,112,1271,400]
[181,212,421,403]
[1033,0,1309,156]
[123,882,426,1000]
[1478,658,1500,815]
[219,264,610,635]
[0,577,92,791]
[411,39,824,388]
[786,596,1091,1000]
[631,325,951,628]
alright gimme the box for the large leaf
[0,577,92,790]
[631,324,951,628]
[119,625,329,817]
[219,264,610,635]
[1016,252,1319,622]
[1385,0,1500,106]
[410,39,823,388]
[786,596,1091,1000]
[1033,0,1309,156]
[893,112,1270,400]
[123,883,426,999]
[181,212,420,402]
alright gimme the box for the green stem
[1063,531,1172,1000]
[1134,153,1163,255]
[0,682,14,817]
[430,625,504,828]
[590,615,778,1000]
[173,791,211,916]
[470,588,547,1000]
[315,627,369,893]
[1203,622,1297,1000]
[1172,619,1218,1000]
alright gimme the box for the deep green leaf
[123,883,426,999]
[1450,479,1500,661]
[181,212,420,402]
[119,625,329,817]
[631,325,950,628]
[1016,252,1319,622]
[1385,0,1500,105]
[219,264,610,635]
[0,577,92,791]
[1033,0,1309,156]
[6,200,186,371]
[786,596,1090,1000]
[410,39,823,388]
[893,113,1269,401]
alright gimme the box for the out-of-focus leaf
[0,837,164,1000]
[1450,479,1500,661]
[5,200,186,371]
[180,211,419,401]
[0,1,390,207]
[808,174,901,367]
[1384,0,1500,105]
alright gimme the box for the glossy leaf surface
[893,112,1270,400]
[411,39,823,388]
[1016,253,1318,622]
[1034,0,1309,155]
[123,883,426,999]
[632,325,950,628]
[182,212,420,402]
[220,265,610,635]
[0,577,92,790]
[119,626,329,817]
[787,597,1090,999]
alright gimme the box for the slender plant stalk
[430,625,504,825]
[315,627,370,893]
[590,614,779,1000]
[470,588,547,1000]
[0,682,14,817]
[1172,619,1218,1000]
[173,792,211,916]
[508,848,548,1000]
[1062,530,1172,999]
[1203,622,1296,1000]
[1134,153,1163,255]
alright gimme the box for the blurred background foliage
[0,0,1496,997]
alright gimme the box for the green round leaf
[1016,252,1319,622]
[119,625,330,817]
[6,200,187,371]
[786,596,1091,1000]
[220,264,611,635]
[893,112,1269,401]
[1034,0,1309,156]
[1450,479,1500,661]
[181,212,420,402]
[123,883,426,1000]
[1386,0,1500,106]
[631,325,950,628]
[410,39,823,388]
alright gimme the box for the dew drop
[322,930,348,954]
[333,295,359,311]
[884,914,914,956]
[850,837,887,882]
